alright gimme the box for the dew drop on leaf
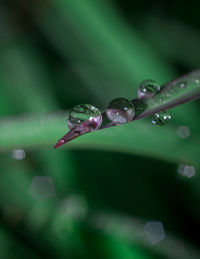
[67,104,102,131]
[152,111,171,126]
[106,98,135,124]
[177,81,187,88]
[138,79,160,98]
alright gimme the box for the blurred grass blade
[91,213,200,259]
[0,113,200,168]
[37,0,174,103]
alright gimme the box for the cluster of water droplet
[67,97,136,131]
[66,78,174,131]
[137,79,172,126]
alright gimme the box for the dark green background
[0,0,200,258]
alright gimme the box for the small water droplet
[177,81,187,88]
[106,98,135,124]
[138,79,160,98]
[152,111,171,126]
[67,104,102,131]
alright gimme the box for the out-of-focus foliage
[0,0,200,258]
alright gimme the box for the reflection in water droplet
[106,98,135,124]
[178,165,195,178]
[67,104,102,131]
[12,149,26,160]
[138,79,160,98]
[152,111,171,126]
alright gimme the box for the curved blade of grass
[54,69,200,148]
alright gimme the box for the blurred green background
[0,0,200,258]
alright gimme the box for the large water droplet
[67,104,102,131]
[106,98,135,124]
[152,111,171,126]
[138,79,160,98]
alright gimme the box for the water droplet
[177,126,190,139]
[152,111,171,126]
[67,104,102,131]
[178,165,195,178]
[106,98,135,124]
[177,81,187,88]
[138,79,160,98]
[144,221,165,245]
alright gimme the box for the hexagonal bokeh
[29,176,56,200]
[144,221,165,245]
[178,165,196,178]
[12,149,26,160]
[176,126,190,139]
